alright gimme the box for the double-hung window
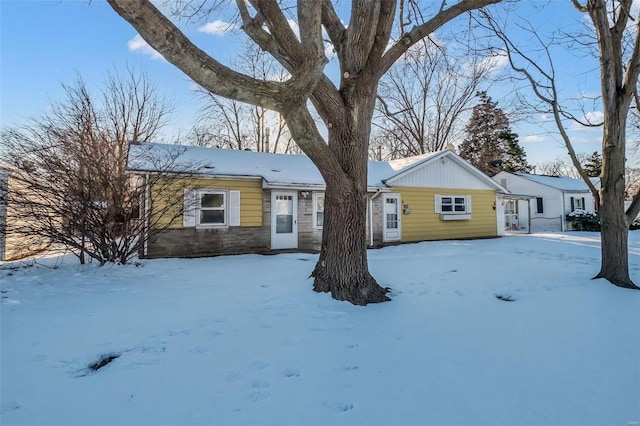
[313,193,325,229]
[199,190,226,226]
[441,196,467,213]
[435,194,472,220]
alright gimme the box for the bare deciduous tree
[481,0,640,289]
[535,158,582,178]
[187,44,294,153]
[0,71,193,265]
[373,36,494,159]
[107,0,501,305]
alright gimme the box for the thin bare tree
[189,44,292,153]
[480,0,640,289]
[0,71,194,265]
[373,36,494,159]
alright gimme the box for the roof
[127,142,504,191]
[513,172,599,192]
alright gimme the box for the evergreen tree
[582,151,602,177]
[459,92,530,175]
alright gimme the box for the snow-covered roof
[127,142,497,191]
[514,173,599,192]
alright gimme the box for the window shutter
[434,194,442,213]
[183,189,197,227]
[570,197,575,212]
[466,196,472,213]
[582,197,585,211]
[229,190,241,226]
[537,197,544,214]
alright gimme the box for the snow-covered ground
[1,232,639,426]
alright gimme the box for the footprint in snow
[249,390,271,402]
[283,368,301,378]
[323,401,354,412]
[249,360,269,371]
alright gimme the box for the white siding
[390,157,495,190]
[494,172,564,232]
[493,172,596,233]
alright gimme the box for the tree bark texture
[311,83,390,305]
[595,108,639,288]
[586,0,640,289]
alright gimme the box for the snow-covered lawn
[1,233,639,426]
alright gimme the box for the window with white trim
[183,189,240,228]
[434,194,472,218]
[441,196,467,213]
[313,193,324,229]
[575,198,584,210]
[198,190,227,226]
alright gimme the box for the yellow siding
[152,177,263,228]
[394,186,497,241]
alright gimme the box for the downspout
[561,192,566,232]
[527,199,532,234]
[369,188,384,247]
[144,173,150,257]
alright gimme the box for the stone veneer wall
[145,226,270,258]
[297,191,323,251]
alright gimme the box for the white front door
[271,191,298,249]
[383,194,401,242]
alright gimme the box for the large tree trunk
[311,83,390,305]
[311,176,389,304]
[595,113,639,289]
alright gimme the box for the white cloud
[480,53,509,75]
[198,20,238,36]
[128,34,165,61]
[287,19,300,39]
[324,41,336,58]
[521,135,546,144]
[584,111,604,124]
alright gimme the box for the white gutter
[369,188,385,246]
[144,173,150,257]
[561,192,566,232]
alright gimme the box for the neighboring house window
[536,197,544,214]
[313,193,324,229]
[570,196,585,211]
[435,195,472,215]
[199,190,226,225]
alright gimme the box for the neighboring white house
[492,172,599,233]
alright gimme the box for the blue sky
[0,1,613,167]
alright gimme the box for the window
[571,196,585,211]
[435,194,472,219]
[198,190,226,226]
[441,196,467,213]
[536,197,544,214]
[183,189,240,228]
[313,193,324,229]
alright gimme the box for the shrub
[566,209,600,231]
[566,209,640,231]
